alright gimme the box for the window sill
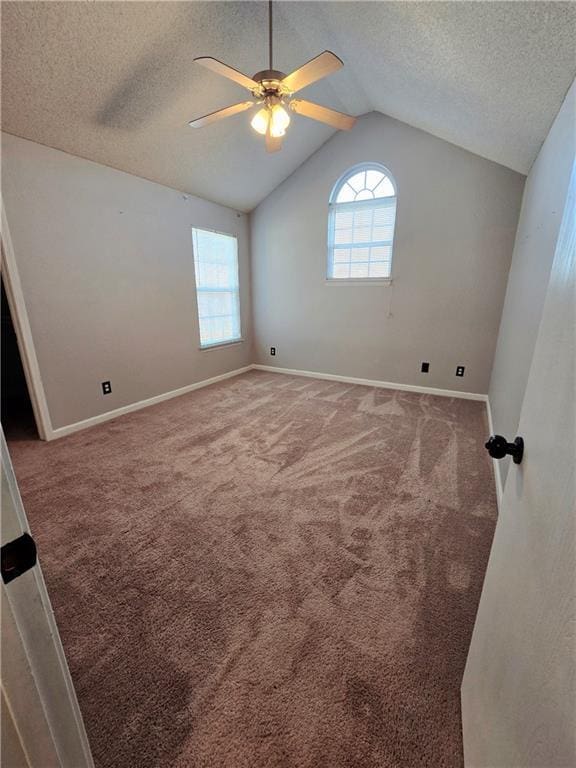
[199,338,244,351]
[325,278,393,286]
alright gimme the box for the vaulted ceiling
[2,1,575,211]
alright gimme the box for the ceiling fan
[188,0,356,152]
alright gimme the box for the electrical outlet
[102,381,112,395]
[421,362,430,373]
[456,366,465,377]
[270,347,276,356]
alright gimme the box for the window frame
[191,227,243,350]
[326,162,397,285]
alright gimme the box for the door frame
[1,431,94,766]
[1,199,53,440]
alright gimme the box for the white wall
[250,113,524,394]
[1,133,252,430]
[488,79,576,482]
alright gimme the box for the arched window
[327,163,397,280]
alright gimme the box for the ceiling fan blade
[290,100,356,131]
[282,51,343,94]
[266,127,283,153]
[188,101,254,128]
[194,57,259,91]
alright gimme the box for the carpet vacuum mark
[8,371,497,768]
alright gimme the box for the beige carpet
[8,371,497,768]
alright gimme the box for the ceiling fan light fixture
[270,104,290,137]
[251,107,270,135]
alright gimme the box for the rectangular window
[192,228,242,348]
[327,197,396,280]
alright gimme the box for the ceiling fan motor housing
[252,70,291,98]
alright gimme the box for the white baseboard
[50,366,252,440]
[251,364,488,402]
[485,397,503,512]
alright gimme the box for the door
[461,161,575,765]
[1,431,93,767]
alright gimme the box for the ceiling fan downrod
[268,0,273,71]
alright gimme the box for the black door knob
[485,435,524,464]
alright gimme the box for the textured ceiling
[2,1,575,211]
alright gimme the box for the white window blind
[327,165,397,280]
[192,228,241,348]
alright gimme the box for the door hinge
[1,533,37,584]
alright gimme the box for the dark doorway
[1,277,38,440]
